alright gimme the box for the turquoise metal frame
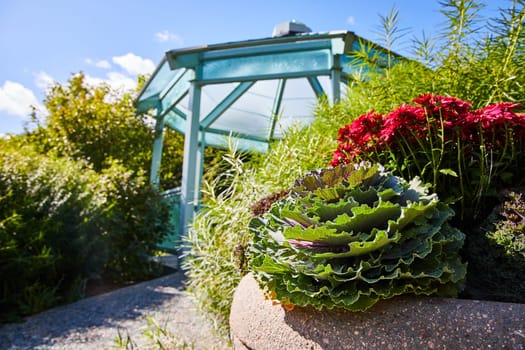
[136,30,400,237]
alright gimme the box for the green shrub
[99,162,172,282]
[464,188,525,302]
[0,143,172,321]
[248,163,466,311]
[0,145,105,321]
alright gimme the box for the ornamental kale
[248,163,466,312]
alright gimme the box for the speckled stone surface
[230,273,525,350]
[0,269,230,350]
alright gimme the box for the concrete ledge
[230,273,525,350]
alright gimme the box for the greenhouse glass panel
[138,60,178,107]
[159,69,192,112]
[203,132,270,153]
[271,78,319,139]
[202,49,331,82]
[164,110,187,134]
[200,83,241,122]
[205,80,277,139]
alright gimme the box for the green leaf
[305,198,359,221]
[283,226,359,245]
[345,163,380,187]
[280,209,317,227]
[439,168,458,177]
[327,203,401,233]
[313,229,398,258]
[252,255,289,274]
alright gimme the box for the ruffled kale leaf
[248,163,466,311]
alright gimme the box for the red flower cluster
[331,94,524,166]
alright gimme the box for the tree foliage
[27,72,186,189]
[28,73,153,173]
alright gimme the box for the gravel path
[0,270,230,350]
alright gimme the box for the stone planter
[230,273,525,350]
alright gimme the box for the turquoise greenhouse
[135,21,401,250]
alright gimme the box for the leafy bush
[248,163,466,311]
[331,94,525,223]
[0,145,105,321]
[99,162,172,282]
[29,73,155,174]
[0,142,171,321]
[464,188,525,303]
[27,72,188,191]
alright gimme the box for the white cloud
[82,74,106,87]
[106,72,137,91]
[34,71,55,90]
[79,52,156,93]
[155,30,183,45]
[112,53,155,76]
[83,72,136,93]
[85,58,112,69]
[347,16,357,26]
[0,81,43,117]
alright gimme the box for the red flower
[477,102,522,128]
[413,94,471,114]
[330,149,347,166]
[337,124,352,142]
[346,111,384,145]
[381,104,426,143]
[459,102,523,143]
[413,94,472,126]
[330,94,524,173]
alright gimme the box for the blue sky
[0,0,509,135]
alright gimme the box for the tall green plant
[483,0,525,104]
[346,0,524,110]
[0,144,105,321]
[182,144,255,337]
[182,109,345,333]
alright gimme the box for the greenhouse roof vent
[272,20,312,37]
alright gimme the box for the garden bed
[230,273,525,350]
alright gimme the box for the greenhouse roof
[136,24,402,236]
[137,30,397,153]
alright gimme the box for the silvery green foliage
[249,163,466,311]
